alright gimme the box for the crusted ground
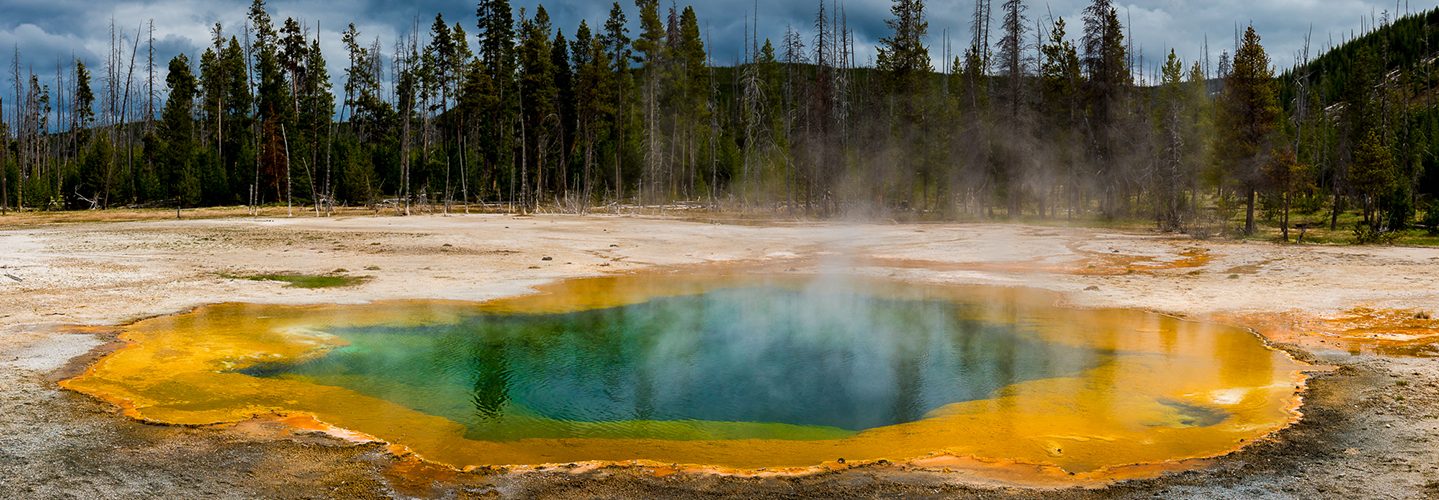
[1,214,1435,498]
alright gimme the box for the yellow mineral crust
[62,273,1312,485]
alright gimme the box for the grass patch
[223,272,370,289]
[1216,208,1439,247]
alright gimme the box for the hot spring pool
[62,273,1310,480]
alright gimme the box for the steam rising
[255,276,1103,439]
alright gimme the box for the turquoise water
[246,286,1108,441]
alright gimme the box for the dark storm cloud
[0,0,1426,118]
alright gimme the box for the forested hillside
[1279,7,1439,241]
[2,0,1436,240]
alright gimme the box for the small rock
[1085,286,1101,292]
[541,256,554,261]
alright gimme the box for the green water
[246,286,1108,441]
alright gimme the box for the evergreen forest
[4,0,1439,242]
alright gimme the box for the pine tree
[6,0,1410,230]
[277,17,308,213]
[248,0,290,205]
[995,0,1028,118]
[476,0,519,208]
[425,14,454,211]
[1263,146,1307,241]
[964,0,992,110]
[449,21,475,210]
[601,2,633,200]
[1039,17,1082,216]
[1217,26,1279,235]
[74,60,95,133]
[572,20,610,209]
[676,7,706,201]
[518,6,557,211]
[1081,0,1130,216]
[197,29,224,204]
[805,2,836,207]
[299,32,334,214]
[1351,129,1396,237]
[218,36,253,202]
[876,0,932,207]
[1155,49,1187,231]
[338,24,386,204]
[397,32,420,215]
[551,28,575,201]
[160,54,199,213]
[739,23,771,206]
[69,59,98,206]
[633,0,665,202]
[477,0,517,77]
[994,0,1028,216]
[876,0,932,96]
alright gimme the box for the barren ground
[1,214,1436,498]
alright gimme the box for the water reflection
[257,288,1103,439]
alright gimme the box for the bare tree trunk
[245,22,258,216]
[1329,185,1342,231]
[459,126,469,214]
[147,20,155,132]
[122,22,142,206]
[1245,186,1257,235]
[442,112,451,215]
[283,125,293,217]
[401,100,411,216]
[297,130,320,217]
[519,112,529,215]
[583,124,594,213]
[537,123,546,213]
[13,51,24,212]
[1281,191,1291,242]
[1,94,7,215]
[324,76,335,216]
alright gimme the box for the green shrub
[1424,200,1439,236]
[1353,221,1400,245]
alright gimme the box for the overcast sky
[1,0,1431,117]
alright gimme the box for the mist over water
[64,272,1311,472]
[248,284,1106,441]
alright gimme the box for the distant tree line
[1278,8,1439,241]
[2,0,1438,239]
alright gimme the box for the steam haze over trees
[3,0,1439,241]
